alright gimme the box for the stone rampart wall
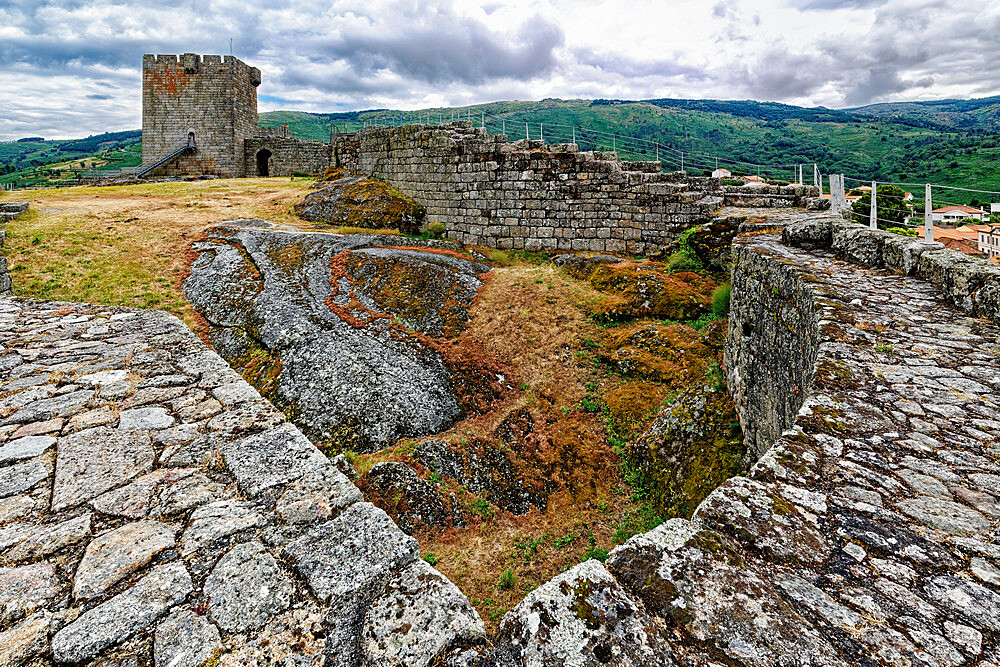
[244,138,331,177]
[724,218,833,460]
[333,123,821,255]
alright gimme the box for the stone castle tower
[142,53,261,178]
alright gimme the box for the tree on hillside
[851,184,912,229]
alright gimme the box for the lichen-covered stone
[499,559,673,667]
[365,461,450,534]
[607,520,843,664]
[296,170,426,234]
[361,559,485,666]
[185,221,490,451]
[154,607,223,667]
[204,540,294,633]
[52,562,192,663]
[282,502,418,666]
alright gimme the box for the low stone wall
[613,225,1000,663]
[333,123,821,254]
[244,137,331,177]
[724,217,835,460]
[784,217,1000,322]
[0,202,22,296]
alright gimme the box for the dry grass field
[0,178,317,327]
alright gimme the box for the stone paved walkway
[0,298,483,667]
[605,229,1000,665]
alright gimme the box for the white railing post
[924,184,934,243]
[813,163,819,189]
[481,112,485,129]
[540,123,544,143]
[870,181,878,229]
[681,152,685,172]
[572,127,575,145]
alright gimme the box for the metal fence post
[870,181,878,229]
[924,184,934,243]
[540,123,544,143]
[526,123,529,140]
[502,119,505,136]
[572,127,575,145]
[681,152,685,172]
[813,163,819,189]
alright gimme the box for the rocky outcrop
[626,383,745,518]
[184,220,493,452]
[296,169,426,234]
[364,461,454,534]
[554,255,717,321]
[414,438,546,515]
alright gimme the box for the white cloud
[0,0,997,139]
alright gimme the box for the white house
[931,205,986,224]
[978,225,1000,258]
[712,168,732,179]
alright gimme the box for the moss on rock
[295,170,426,234]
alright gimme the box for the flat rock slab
[52,426,154,511]
[73,520,178,600]
[0,612,51,666]
[0,435,56,463]
[0,563,60,626]
[154,607,223,667]
[361,558,484,666]
[118,406,175,431]
[222,422,329,496]
[0,457,50,499]
[3,513,92,563]
[283,502,418,606]
[52,562,192,663]
[204,540,294,633]
[179,499,265,557]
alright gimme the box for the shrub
[887,226,918,237]
[425,221,446,239]
[666,251,699,273]
[497,568,516,590]
[712,283,731,315]
[422,552,439,566]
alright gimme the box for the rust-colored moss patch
[587,262,716,321]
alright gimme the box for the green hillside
[6,97,1000,203]
[261,99,1000,202]
[0,131,141,188]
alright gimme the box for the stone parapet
[784,218,1000,322]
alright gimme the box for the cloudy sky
[1,0,998,140]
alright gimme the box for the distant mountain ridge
[5,95,1000,198]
